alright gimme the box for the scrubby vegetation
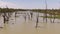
[0,8,60,19]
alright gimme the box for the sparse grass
[40,15,60,19]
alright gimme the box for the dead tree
[45,0,47,23]
[43,0,47,23]
[50,14,52,23]
[3,12,6,24]
[36,13,39,28]
[15,12,17,22]
[30,12,33,20]
[49,11,53,23]
[53,11,56,23]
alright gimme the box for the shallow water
[0,12,60,34]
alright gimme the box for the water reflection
[0,11,60,34]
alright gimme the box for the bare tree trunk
[3,13,6,24]
[49,12,52,23]
[43,0,47,23]
[45,13,47,23]
[36,13,39,28]
[43,11,47,23]
[15,12,16,22]
[45,0,47,23]
[53,14,55,23]
[4,16,5,23]
[30,12,33,20]
[6,12,10,24]
[43,16,45,23]
[50,15,52,23]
